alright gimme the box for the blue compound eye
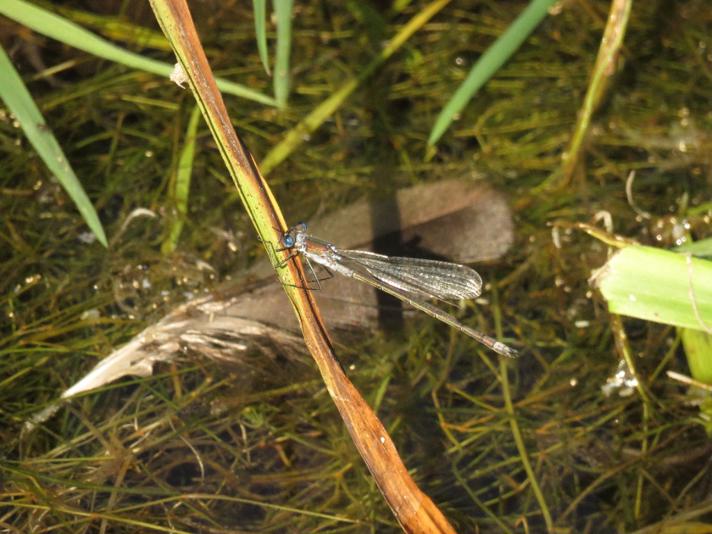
[282,234,295,247]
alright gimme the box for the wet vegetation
[1,1,712,532]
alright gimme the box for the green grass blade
[45,2,172,50]
[677,237,712,258]
[427,0,556,147]
[593,245,712,331]
[253,0,270,75]
[552,0,632,189]
[162,105,201,254]
[0,44,107,247]
[273,0,293,108]
[681,329,712,384]
[0,0,275,106]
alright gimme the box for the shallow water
[1,1,712,532]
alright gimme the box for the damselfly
[281,223,518,358]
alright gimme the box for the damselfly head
[282,223,308,249]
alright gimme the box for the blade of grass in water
[273,0,293,108]
[44,2,172,51]
[682,329,712,385]
[592,245,712,331]
[162,105,201,254]
[427,0,556,147]
[0,44,107,247]
[253,0,271,75]
[554,0,632,188]
[0,0,276,106]
[677,237,712,259]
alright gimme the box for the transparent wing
[337,249,482,301]
[337,252,517,357]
